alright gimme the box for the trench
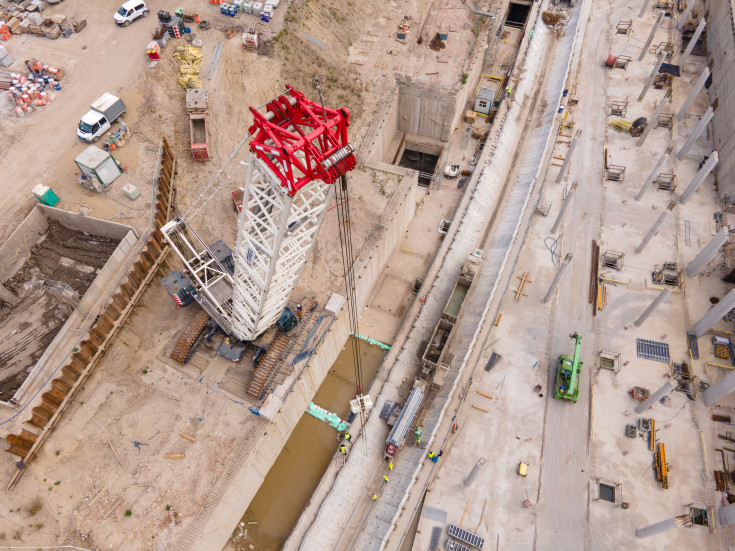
[233,337,387,550]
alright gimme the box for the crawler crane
[161,85,356,359]
[553,332,582,403]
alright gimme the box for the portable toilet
[32,184,60,207]
[474,86,495,115]
[74,145,123,193]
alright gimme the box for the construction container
[265,0,280,8]
[31,184,60,207]
[146,41,160,60]
[74,145,123,192]
[122,183,140,200]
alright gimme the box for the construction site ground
[0,0,493,548]
[408,3,735,551]
[275,2,735,551]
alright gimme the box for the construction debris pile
[0,0,85,39]
[2,58,63,117]
[542,5,572,36]
[173,45,203,88]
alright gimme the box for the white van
[114,1,149,26]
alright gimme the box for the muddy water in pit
[236,337,386,550]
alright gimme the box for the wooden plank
[476,391,493,399]
[165,453,185,459]
[472,405,489,412]
[179,432,196,443]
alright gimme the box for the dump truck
[77,93,126,143]
[189,111,210,161]
[554,333,582,402]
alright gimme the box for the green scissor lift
[554,333,582,403]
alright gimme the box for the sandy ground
[0,220,121,397]
[0,0,474,548]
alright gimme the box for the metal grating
[430,527,442,551]
[636,338,670,362]
[446,539,472,551]
[448,524,484,549]
[686,332,699,359]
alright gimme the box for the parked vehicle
[114,1,149,26]
[77,93,126,143]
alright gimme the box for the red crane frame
[248,85,356,195]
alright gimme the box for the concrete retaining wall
[398,85,455,142]
[3,206,139,407]
[705,0,735,200]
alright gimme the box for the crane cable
[314,75,367,449]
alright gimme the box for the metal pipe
[635,148,672,201]
[551,182,578,234]
[638,12,664,61]
[635,201,676,253]
[676,67,710,121]
[637,91,671,147]
[555,129,581,185]
[677,107,713,160]
[634,286,673,327]
[639,51,666,100]
[679,18,706,67]
[680,151,718,204]
[542,254,573,303]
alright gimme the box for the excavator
[554,332,582,403]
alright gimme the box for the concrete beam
[635,201,676,254]
[637,91,671,147]
[635,517,678,538]
[639,51,667,100]
[704,369,735,406]
[676,67,711,121]
[679,18,706,67]
[638,0,651,18]
[677,0,696,30]
[677,107,713,160]
[686,227,729,277]
[680,151,718,204]
[635,148,672,201]
[555,129,581,185]
[542,254,573,303]
[693,289,735,338]
[635,378,678,413]
[464,457,486,487]
[634,286,673,327]
[639,12,664,61]
[551,182,578,234]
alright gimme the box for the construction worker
[431,450,443,463]
[428,450,435,460]
[415,426,422,444]
[340,444,346,455]
[388,461,394,471]
[296,303,303,321]
[372,494,378,500]
[344,432,351,442]
[383,475,389,483]
[506,86,513,99]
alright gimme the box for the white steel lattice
[231,154,332,341]
[161,218,235,335]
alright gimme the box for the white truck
[77,93,126,143]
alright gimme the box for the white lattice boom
[231,155,332,340]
